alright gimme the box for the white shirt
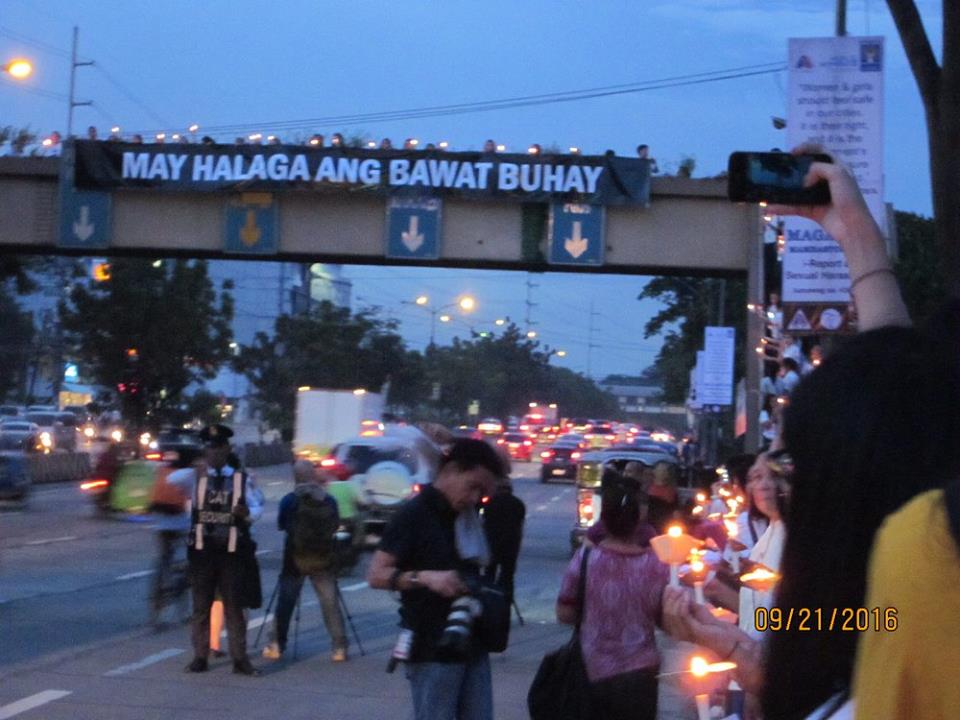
[738,519,785,639]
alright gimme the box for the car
[154,428,203,461]
[0,452,31,501]
[319,427,441,536]
[476,417,504,436]
[538,442,583,482]
[555,433,587,448]
[0,420,43,453]
[23,412,78,452]
[0,405,21,419]
[569,448,681,551]
[496,431,534,462]
[450,425,483,441]
[583,421,617,449]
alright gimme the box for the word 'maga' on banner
[71,141,651,206]
[783,36,884,304]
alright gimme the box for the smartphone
[727,152,832,205]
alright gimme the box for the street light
[556,350,567,358]
[3,58,33,79]
[403,294,477,347]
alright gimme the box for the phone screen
[727,152,831,205]
[747,154,813,191]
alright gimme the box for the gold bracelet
[850,267,894,291]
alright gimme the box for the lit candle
[740,565,781,592]
[651,524,699,588]
[694,694,710,720]
[690,558,706,604]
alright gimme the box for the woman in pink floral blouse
[556,469,669,720]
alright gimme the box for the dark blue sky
[1,0,943,377]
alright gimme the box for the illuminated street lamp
[556,350,567,358]
[3,58,33,79]
[403,294,477,347]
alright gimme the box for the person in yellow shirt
[853,482,960,719]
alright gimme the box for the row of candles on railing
[650,482,781,719]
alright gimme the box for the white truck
[293,388,385,461]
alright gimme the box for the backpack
[291,492,339,575]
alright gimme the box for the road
[0,462,703,719]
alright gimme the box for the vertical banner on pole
[783,37,884,328]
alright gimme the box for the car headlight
[111,429,123,442]
[83,426,95,438]
[40,431,52,447]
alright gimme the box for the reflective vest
[190,466,246,553]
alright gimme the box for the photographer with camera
[368,439,505,720]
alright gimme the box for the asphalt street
[0,462,705,719]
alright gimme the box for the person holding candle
[555,469,668,720]
[663,148,960,720]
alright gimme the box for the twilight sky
[1,0,943,378]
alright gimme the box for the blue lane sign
[59,189,112,249]
[224,193,278,254]
[548,203,605,266]
[385,196,441,260]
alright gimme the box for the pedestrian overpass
[0,142,765,450]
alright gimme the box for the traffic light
[125,347,139,360]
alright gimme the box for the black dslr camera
[435,573,484,659]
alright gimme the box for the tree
[887,0,960,295]
[420,325,619,423]
[0,290,34,401]
[59,259,234,427]
[234,301,420,438]
[893,210,945,324]
[637,277,747,403]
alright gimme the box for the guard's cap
[199,423,234,448]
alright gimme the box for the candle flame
[740,567,780,583]
[724,519,738,537]
[696,493,707,503]
[690,655,737,677]
[691,559,705,574]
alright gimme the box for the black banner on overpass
[71,140,651,206]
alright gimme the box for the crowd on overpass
[16,124,658,170]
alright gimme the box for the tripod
[253,575,365,658]
[335,580,365,656]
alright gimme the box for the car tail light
[496,438,505,445]
[144,451,162,461]
[412,483,422,494]
[584,433,594,439]
[81,479,109,492]
[571,451,581,459]
[540,450,554,459]
[577,488,596,527]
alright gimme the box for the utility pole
[586,299,600,380]
[524,274,539,335]
[67,26,94,137]
[835,0,847,36]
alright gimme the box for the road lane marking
[550,495,561,502]
[268,481,284,486]
[104,648,185,676]
[535,505,548,512]
[25,535,78,546]
[0,690,72,719]
[115,570,155,581]
[255,549,272,556]
[341,581,368,592]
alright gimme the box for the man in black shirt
[368,439,504,720]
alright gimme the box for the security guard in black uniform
[184,424,261,675]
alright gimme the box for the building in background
[598,375,687,434]
[205,261,352,442]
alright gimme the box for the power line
[0,24,74,60]
[170,62,786,136]
[0,75,67,101]
[93,64,174,130]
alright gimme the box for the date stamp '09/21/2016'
[755,607,899,633]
